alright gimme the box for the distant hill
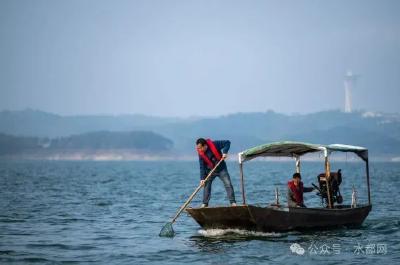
[0,133,44,155]
[0,131,173,159]
[0,109,185,138]
[49,131,173,151]
[152,110,400,156]
[1,109,400,159]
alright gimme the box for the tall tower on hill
[344,71,358,113]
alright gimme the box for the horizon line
[0,107,395,119]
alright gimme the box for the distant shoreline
[1,152,399,162]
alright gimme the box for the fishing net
[159,222,175,237]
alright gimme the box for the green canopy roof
[238,141,368,163]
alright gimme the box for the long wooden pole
[170,158,224,223]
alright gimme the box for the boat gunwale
[186,203,372,212]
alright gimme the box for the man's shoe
[201,203,208,208]
[231,202,237,207]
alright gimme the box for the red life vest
[197,139,222,169]
[288,180,304,204]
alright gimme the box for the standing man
[287,173,315,207]
[196,138,237,207]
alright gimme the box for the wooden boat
[186,141,372,232]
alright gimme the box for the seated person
[287,173,315,207]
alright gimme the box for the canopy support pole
[295,156,301,173]
[239,163,246,205]
[366,159,371,205]
[324,150,333,209]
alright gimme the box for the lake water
[0,160,399,264]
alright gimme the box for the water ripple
[0,161,399,264]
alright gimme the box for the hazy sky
[0,0,399,117]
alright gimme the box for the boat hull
[186,204,371,232]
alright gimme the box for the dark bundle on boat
[315,169,343,206]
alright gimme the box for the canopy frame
[237,141,371,207]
